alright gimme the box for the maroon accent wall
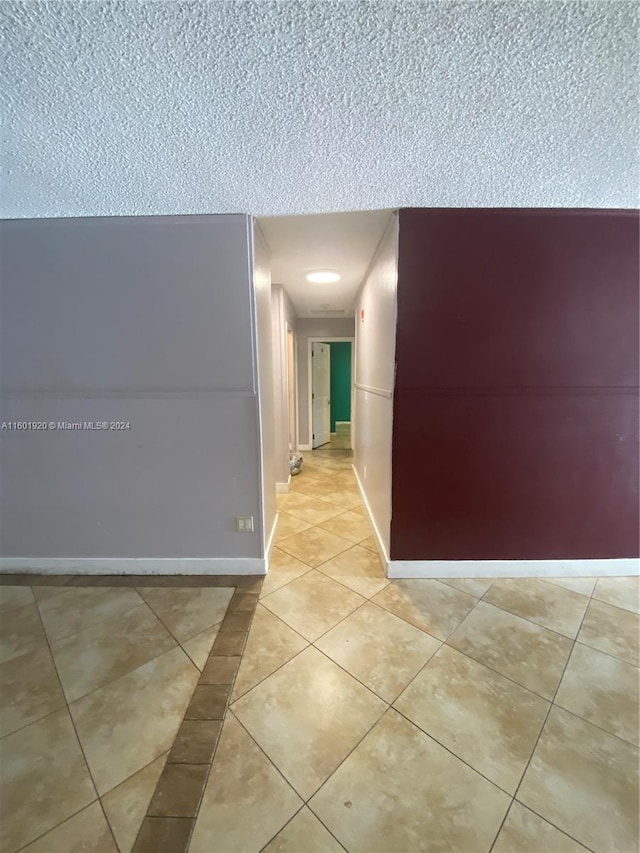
[391,209,639,561]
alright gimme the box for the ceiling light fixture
[306,270,341,283]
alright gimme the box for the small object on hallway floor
[289,453,303,475]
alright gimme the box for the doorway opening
[308,337,354,450]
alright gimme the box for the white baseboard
[352,464,390,569]
[276,479,290,494]
[0,557,267,575]
[265,512,279,565]
[387,558,639,579]
[298,444,312,451]
[335,421,351,426]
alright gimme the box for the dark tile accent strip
[0,574,262,589]
[211,630,248,656]
[148,764,209,818]
[184,684,230,720]
[169,720,222,764]
[133,817,194,853]
[200,655,241,685]
[132,578,263,853]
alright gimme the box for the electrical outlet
[236,516,254,533]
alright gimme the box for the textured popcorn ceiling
[1,1,638,219]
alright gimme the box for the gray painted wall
[0,214,265,563]
[296,317,355,447]
[354,214,398,555]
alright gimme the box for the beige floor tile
[577,599,639,667]
[231,604,307,701]
[278,527,352,568]
[0,708,96,852]
[310,709,510,853]
[320,489,362,510]
[38,587,143,643]
[555,643,639,745]
[137,586,233,643]
[593,576,640,614]
[543,577,597,597]
[448,601,572,699]
[324,480,357,497]
[51,603,176,702]
[291,478,345,500]
[294,463,328,481]
[101,753,167,853]
[492,802,589,853]
[21,801,118,853]
[275,513,312,543]
[484,578,589,638]
[518,706,639,853]
[372,579,476,640]
[261,547,312,598]
[0,646,65,737]
[317,545,389,598]
[395,645,549,793]
[437,577,495,598]
[359,535,377,552]
[351,506,368,518]
[233,647,386,799]
[70,646,199,795]
[32,585,70,603]
[276,492,343,524]
[316,602,440,702]
[319,511,371,544]
[261,571,366,642]
[0,585,34,614]
[182,623,220,670]
[263,807,344,852]
[0,600,48,664]
[189,714,302,853]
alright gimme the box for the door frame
[285,323,298,453]
[306,336,355,450]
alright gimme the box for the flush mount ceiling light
[306,270,341,283]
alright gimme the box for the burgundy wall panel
[391,209,639,561]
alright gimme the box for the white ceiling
[1,1,637,220]
[258,210,393,317]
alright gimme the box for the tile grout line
[477,584,591,643]
[226,709,351,853]
[276,488,633,850]
[3,574,257,853]
[486,575,601,853]
[488,595,598,853]
[27,586,124,853]
[131,580,263,853]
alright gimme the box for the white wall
[353,213,399,557]
[253,223,277,551]
[271,285,296,487]
[296,317,355,448]
[0,214,265,571]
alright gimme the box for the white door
[312,342,331,448]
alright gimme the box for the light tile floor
[1,427,638,853]
[194,433,639,853]
[0,581,234,852]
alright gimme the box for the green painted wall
[323,341,351,431]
